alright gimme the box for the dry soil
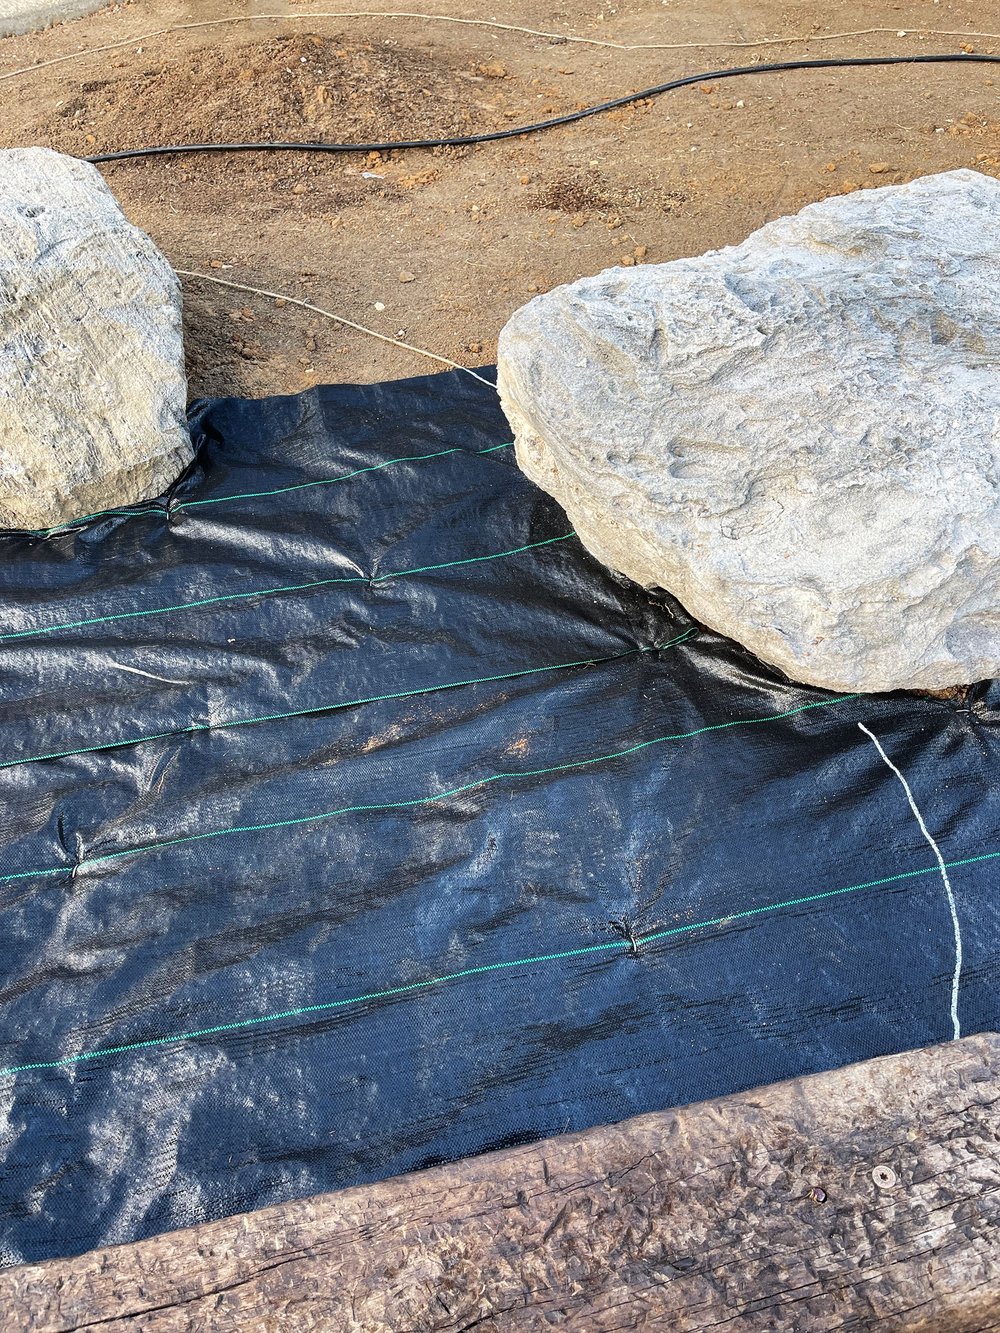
[1,0,999,397]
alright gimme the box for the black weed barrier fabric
[0,367,998,1266]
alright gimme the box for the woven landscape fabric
[0,368,996,1265]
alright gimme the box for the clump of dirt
[33,32,548,157]
[530,168,687,218]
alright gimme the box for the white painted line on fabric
[107,660,188,687]
[858,721,962,1041]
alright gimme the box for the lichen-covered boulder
[498,169,1000,694]
[0,147,191,530]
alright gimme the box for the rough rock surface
[0,147,191,530]
[0,0,104,38]
[497,169,1000,694]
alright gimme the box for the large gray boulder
[0,1,104,38]
[0,148,191,531]
[497,169,1000,694]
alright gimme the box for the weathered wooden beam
[5,1034,1000,1332]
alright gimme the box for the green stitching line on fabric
[0,630,698,772]
[2,845,995,1079]
[181,442,515,511]
[0,939,632,1076]
[20,441,516,537]
[0,531,574,644]
[637,852,1000,943]
[0,689,855,887]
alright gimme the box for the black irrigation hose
[85,52,1000,165]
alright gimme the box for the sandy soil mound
[33,33,539,155]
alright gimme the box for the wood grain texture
[6,1034,1000,1332]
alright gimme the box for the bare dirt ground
[2,0,999,398]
